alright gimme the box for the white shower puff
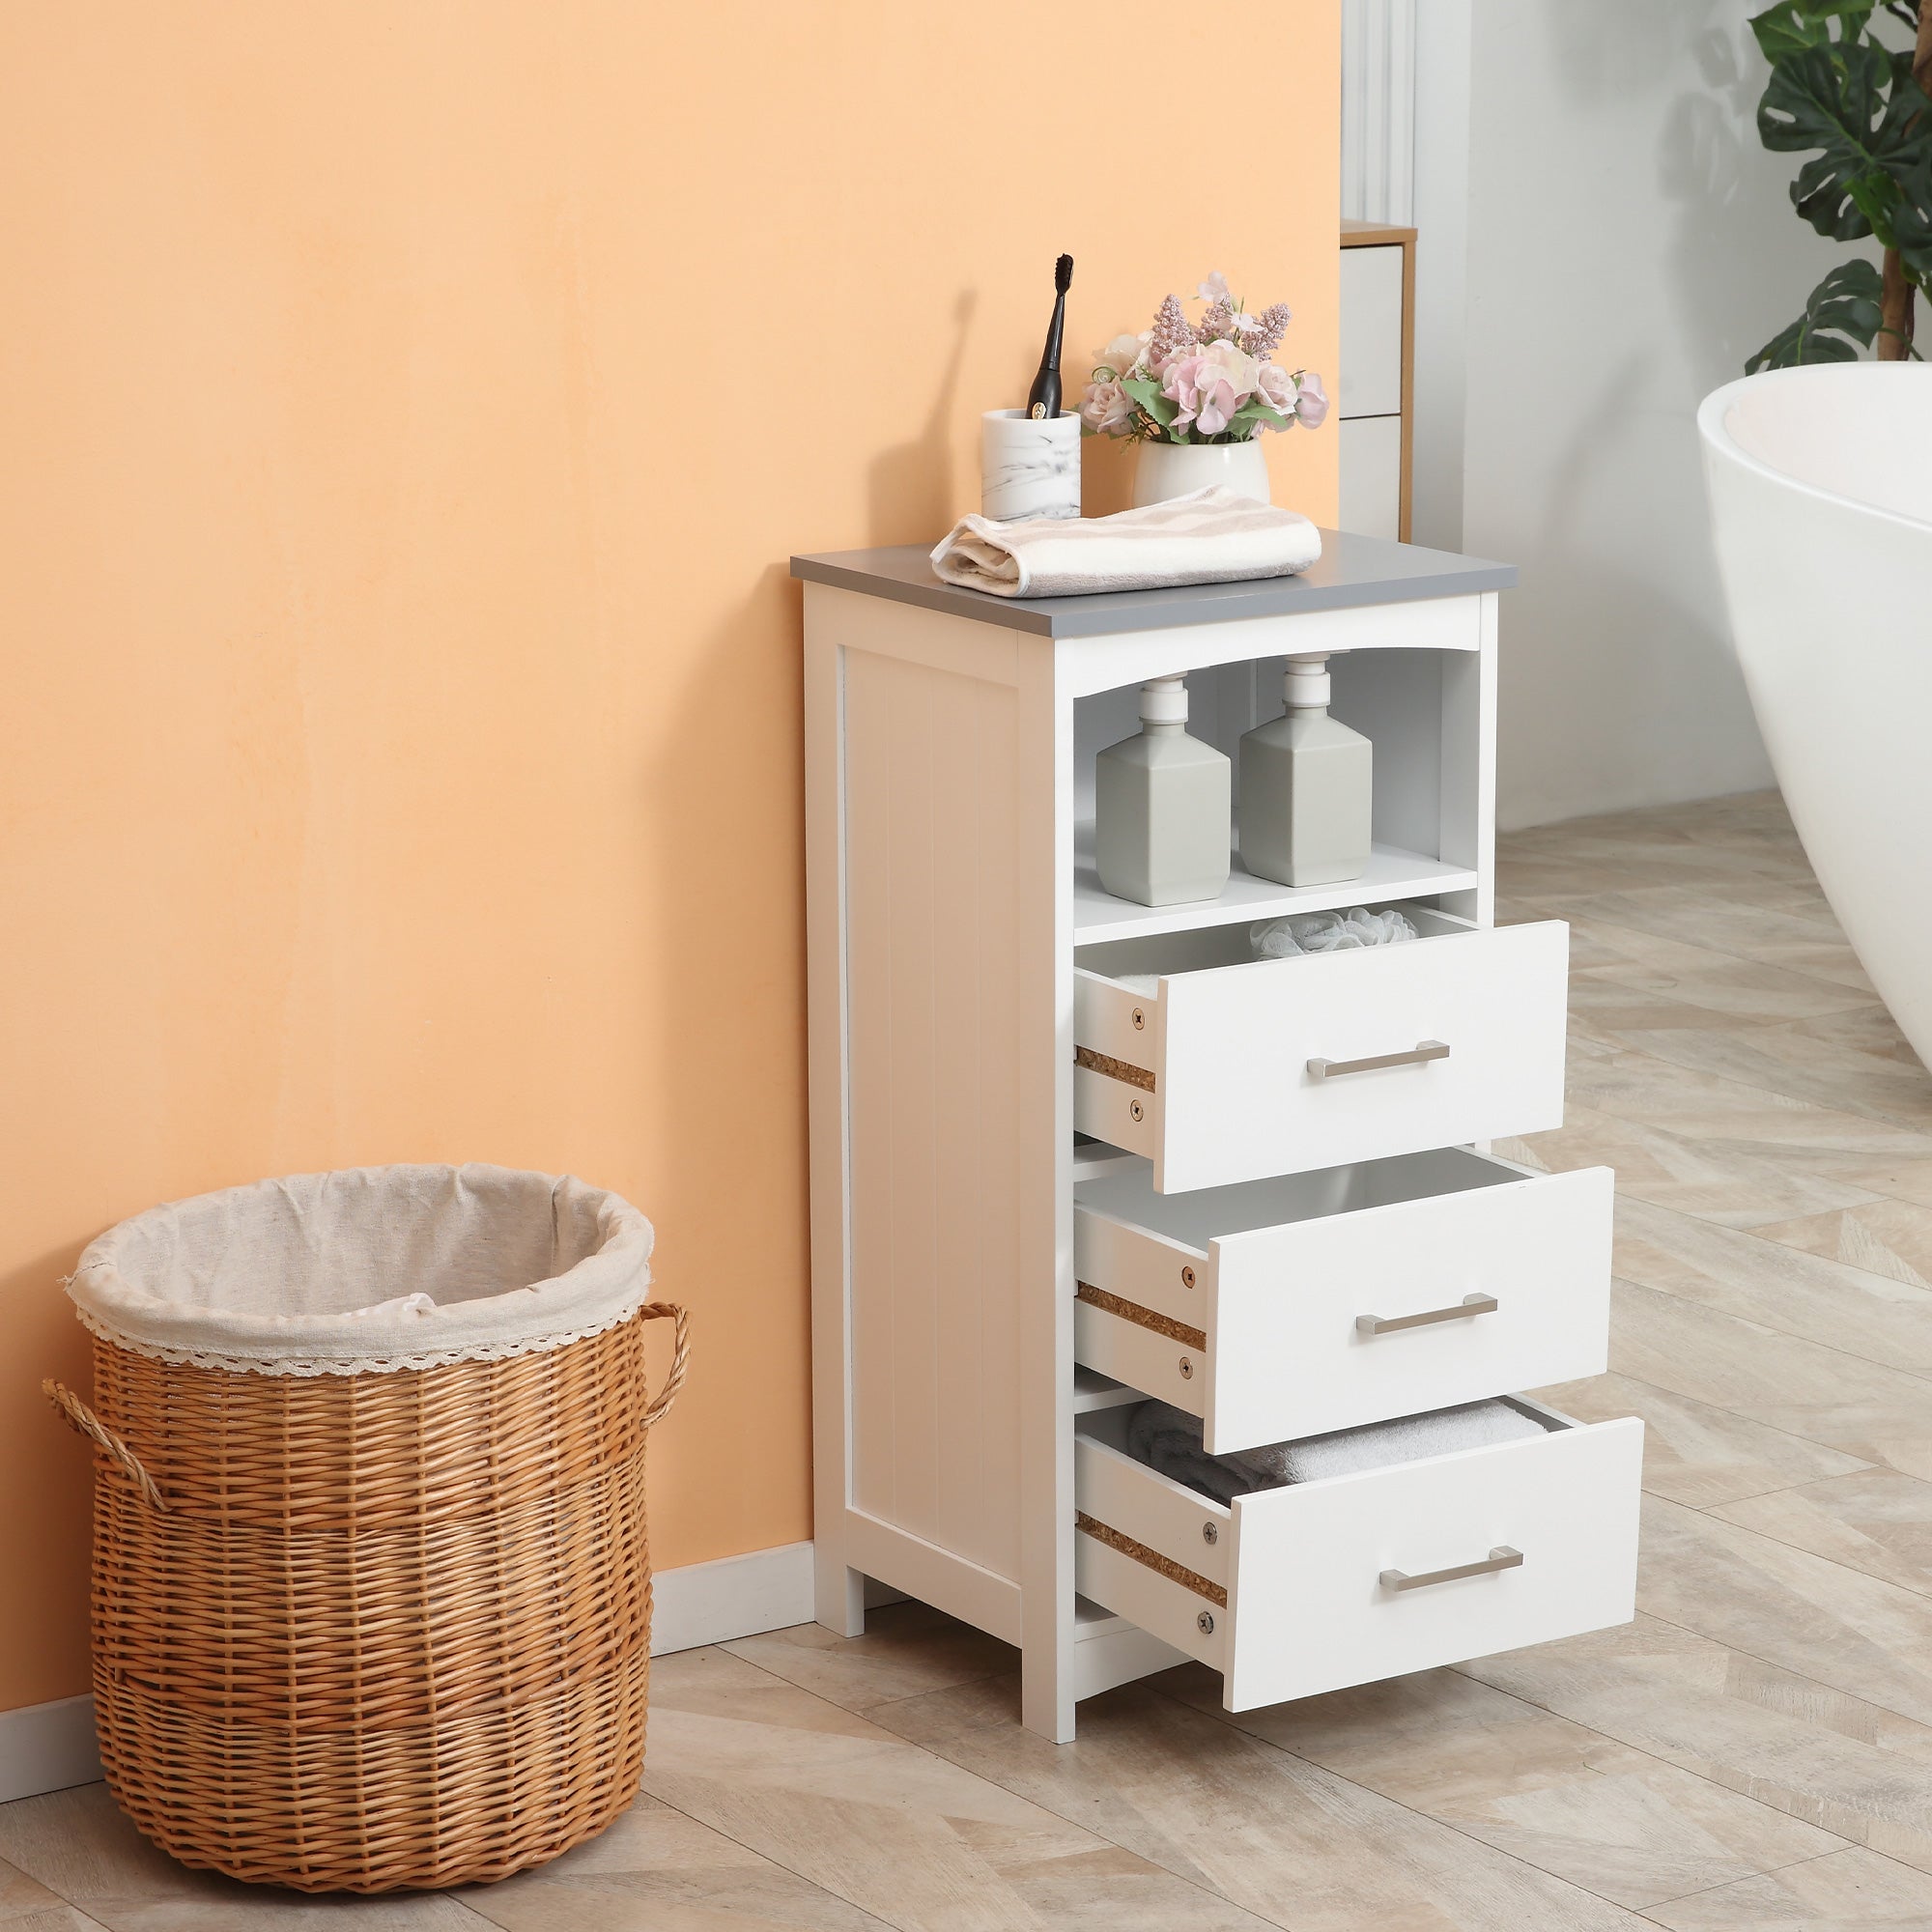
[1250,906,1418,959]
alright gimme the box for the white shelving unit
[1339,219,1414,541]
[794,531,1640,1743]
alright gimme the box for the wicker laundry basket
[43,1163,688,1893]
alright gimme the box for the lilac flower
[1148,294,1194,371]
[1244,302,1293,359]
[1197,298,1238,343]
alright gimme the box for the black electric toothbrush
[1026,254,1074,419]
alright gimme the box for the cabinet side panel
[843,646,1024,1582]
[953,678,1023,1572]
[844,653,900,1533]
[804,617,862,1633]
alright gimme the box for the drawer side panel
[1075,1534,1225,1668]
[1073,1296,1204,1417]
[1075,1431,1231,1586]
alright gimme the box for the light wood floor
[9,790,1932,1930]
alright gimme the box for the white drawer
[1073,908,1570,1193]
[1074,1399,1642,1712]
[1075,1149,1612,1453]
[1339,413,1403,539]
[1340,244,1405,418]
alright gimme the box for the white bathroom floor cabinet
[791,533,1639,1742]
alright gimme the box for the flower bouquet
[1081,271,1328,445]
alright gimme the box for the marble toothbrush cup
[981,409,1081,523]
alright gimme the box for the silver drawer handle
[1356,1293,1498,1336]
[1380,1545,1522,1592]
[1307,1039,1450,1081]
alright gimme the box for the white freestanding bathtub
[1699,365,1932,1071]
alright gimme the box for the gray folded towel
[1126,1401,1263,1505]
[1126,1398,1550,1502]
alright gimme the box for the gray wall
[1417,1,1859,830]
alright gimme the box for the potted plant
[1746,0,1932,366]
[1081,272,1328,505]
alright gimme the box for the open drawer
[1073,907,1569,1192]
[1074,1398,1642,1712]
[1075,1148,1612,1453]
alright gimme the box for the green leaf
[1121,376,1177,430]
[1844,168,1901,234]
[1750,1,1872,62]
[1760,41,1928,244]
[1227,399,1291,432]
[1745,258,1887,370]
[1881,156,1932,282]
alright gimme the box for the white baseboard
[0,1542,819,1805]
[0,1694,100,1806]
[650,1539,817,1656]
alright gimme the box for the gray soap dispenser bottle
[1237,654,1372,887]
[1094,675,1232,907]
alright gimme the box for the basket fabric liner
[66,1162,655,1376]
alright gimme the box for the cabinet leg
[1021,1641,1076,1744]
[815,1559,865,1638]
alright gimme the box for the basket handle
[639,1300,690,1431]
[43,1379,168,1512]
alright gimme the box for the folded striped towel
[929,486,1322,599]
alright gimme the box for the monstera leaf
[1744,0,1927,371]
[1880,155,1932,277]
[1750,0,1875,61]
[1746,258,1889,368]
[1760,40,1913,235]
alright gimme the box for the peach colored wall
[0,5,1338,1710]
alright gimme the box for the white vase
[1133,438,1270,508]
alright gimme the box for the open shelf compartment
[1073,646,1485,944]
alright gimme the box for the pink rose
[1254,361,1299,429]
[1295,371,1330,429]
[1093,331,1149,381]
[1080,378,1137,438]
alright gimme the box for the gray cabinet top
[789,529,1515,639]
